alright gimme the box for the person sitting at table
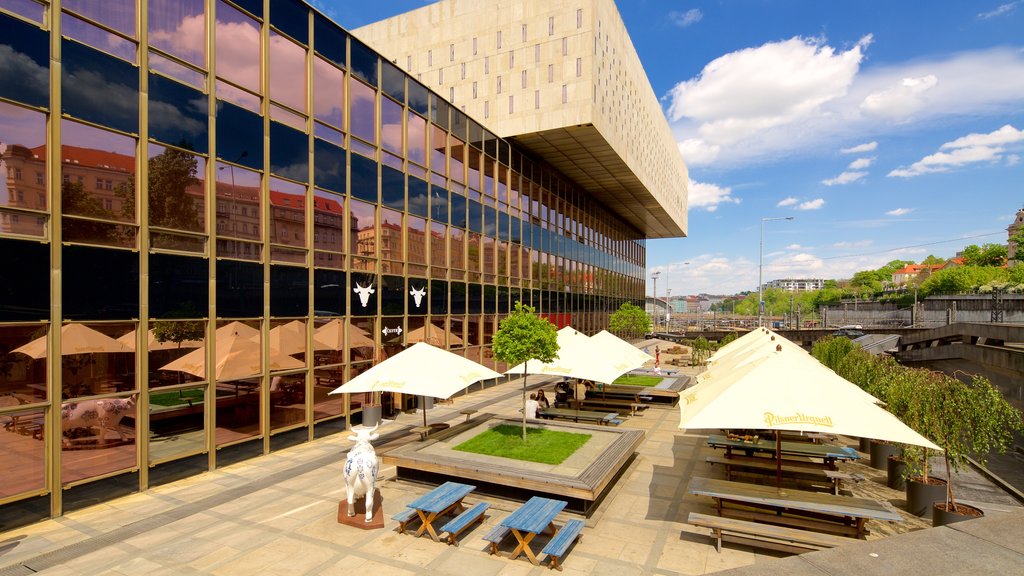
[573,380,592,408]
[554,382,570,407]
[525,393,540,419]
[535,389,551,409]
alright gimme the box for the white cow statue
[61,395,137,447]
[343,424,380,522]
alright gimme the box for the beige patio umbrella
[267,320,308,355]
[589,330,654,372]
[117,329,203,351]
[312,319,375,350]
[505,326,630,384]
[329,342,502,429]
[406,322,464,346]
[216,321,260,340]
[13,323,133,358]
[160,332,303,382]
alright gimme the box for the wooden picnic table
[500,496,568,565]
[537,407,619,425]
[405,481,476,541]
[707,434,859,470]
[688,476,900,539]
[580,398,647,416]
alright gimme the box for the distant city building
[764,278,825,292]
[1009,207,1024,264]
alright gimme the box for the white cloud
[776,197,798,207]
[886,207,914,216]
[978,1,1021,19]
[840,141,878,154]
[847,157,875,169]
[860,75,938,120]
[670,8,703,27]
[833,240,873,249]
[1008,154,1022,166]
[888,124,1024,177]
[785,244,805,250]
[797,198,826,210]
[822,171,867,186]
[688,179,740,211]
[678,139,720,165]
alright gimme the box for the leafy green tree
[920,255,945,266]
[1010,228,1024,262]
[492,301,559,439]
[608,302,650,340]
[961,243,1007,267]
[148,146,202,231]
[689,337,712,366]
[153,319,204,348]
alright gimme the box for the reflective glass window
[466,148,481,192]
[0,238,48,322]
[62,246,139,320]
[408,80,429,116]
[313,268,344,317]
[216,79,259,112]
[407,215,426,265]
[429,222,446,268]
[269,121,308,181]
[408,177,428,218]
[149,383,207,463]
[349,271,377,316]
[313,188,344,253]
[449,227,465,269]
[314,122,343,147]
[350,199,375,258]
[64,0,135,37]
[62,40,139,134]
[61,120,136,230]
[313,56,344,129]
[269,177,305,248]
[0,0,44,23]
[450,193,467,229]
[349,152,377,203]
[231,0,262,18]
[313,14,345,68]
[349,78,376,145]
[270,31,307,112]
[380,165,403,210]
[271,0,308,44]
[271,102,306,131]
[150,52,205,89]
[380,96,402,156]
[216,260,262,317]
[429,279,447,315]
[450,282,466,315]
[61,391,138,485]
[214,160,260,261]
[149,74,208,153]
[0,403,45,496]
[380,207,402,261]
[429,186,447,223]
[449,134,465,183]
[379,274,403,316]
[147,143,205,233]
[430,124,446,176]
[215,0,260,94]
[0,102,46,215]
[149,0,206,67]
[62,12,136,63]
[313,138,344,194]
[407,111,427,166]
[216,100,263,171]
[150,253,208,319]
[0,13,48,107]
[349,39,378,86]
[468,200,483,233]
[381,61,405,103]
[270,264,308,317]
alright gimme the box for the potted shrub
[885,368,948,518]
[869,439,898,470]
[886,445,912,490]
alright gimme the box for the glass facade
[0,0,645,523]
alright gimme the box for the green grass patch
[150,388,206,407]
[452,424,591,465]
[611,374,663,387]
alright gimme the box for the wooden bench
[537,408,619,425]
[541,518,585,571]
[439,502,489,546]
[411,425,432,441]
[459,408,477,422]
[483,524,513,555]
[688,512,852,554]
[706,456,862,494]
[392,507,421,533]
[580,398,649,416]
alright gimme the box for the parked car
[832,328,866,339]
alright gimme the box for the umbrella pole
[422,396,427,429]
[775,430,782,488]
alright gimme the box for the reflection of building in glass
[0,0,684,524]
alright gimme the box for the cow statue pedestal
[336,488,384,530]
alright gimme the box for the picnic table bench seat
[483,524,513,554]
[580,398,649,416]
[706,456,863,494]
[541,518,585,571]
[688,512,852,554]
[392,507,421,533]
[439,502,489,546]
[537,407,619,425]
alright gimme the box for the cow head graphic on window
[353,282,375,308]
[409,285,427,308]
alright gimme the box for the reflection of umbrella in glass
[406,323,464,346]
[329,342,501,430]
[216,321,260,340]
[117,329,203,351]
[13,323,133,358]
[312,319,375,350]
[160,332,303,382]
[268,320,307,355]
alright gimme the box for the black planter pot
[906,477,947,518]
[887,456,907,490]
[869,440,898,470]
[859,437,872,453]
[361,405,383,427]
[933,503,984,527]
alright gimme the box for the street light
[650,271,661,333]
[759,216,794,327]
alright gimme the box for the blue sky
[321,1,1024,297]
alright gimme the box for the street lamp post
[759,216,794,327]
[650,271,661,333]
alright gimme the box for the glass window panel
[62,13,137,63]
[215,260,262,317]
[313,188,344,253]
[0,239,48,322]
[230,0,262,18]
[148,144,205,234]
[407,176,428,218]
[382,151,402,171]
[466,148,481,192]
[150,52,205,89]
[313,56,344,129]
[269,31,306,112]
[0,404,46,496]
[271,372,306,430]
[148,75,208,153]
[408,79,428,116]
[430,124,446,176]
[314,122,343,147]
[381,61,405,102]
[350,198,375,257]
[380,165,403,210]
[450,283,466,315]
[149,0,206,67]
[0,0,44,23]
[270,0,307,45]
[313,138,344,194]
[313,13,345,68]
[429,279,447,315]
[407,215,426,265]
[0,13,48,108]
[270,264,308,317]
[0,102,46,215]
[215,0,260,94]
[348,38,378,86]
[468,200,483,233]
[215,79,260,112]
[215,159,262,242]
[64,0,135,37]
[271,103,306,131]
[313,268,344,317]
[449,227,465,269]
[269,176,305,248]
[349,152,376,203]
[62,40,139,134]
[349,78,376,145]
[150,253,208,319]
[379,274,403,316]
[61,119,136,226]
[350,139,375,160]
[429,222,446,268]
[380,207,402,261]
[380,96,402,155]
[216,100,263,170]
[429,186,447,224]
[61,391,138,485]
[449,193,467,229]
[449,134,465,183]
[62,247,139,320]
[270,121,309,182]
[149,384,207,463]
[407,111,426,166]
[349,271,377,316]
